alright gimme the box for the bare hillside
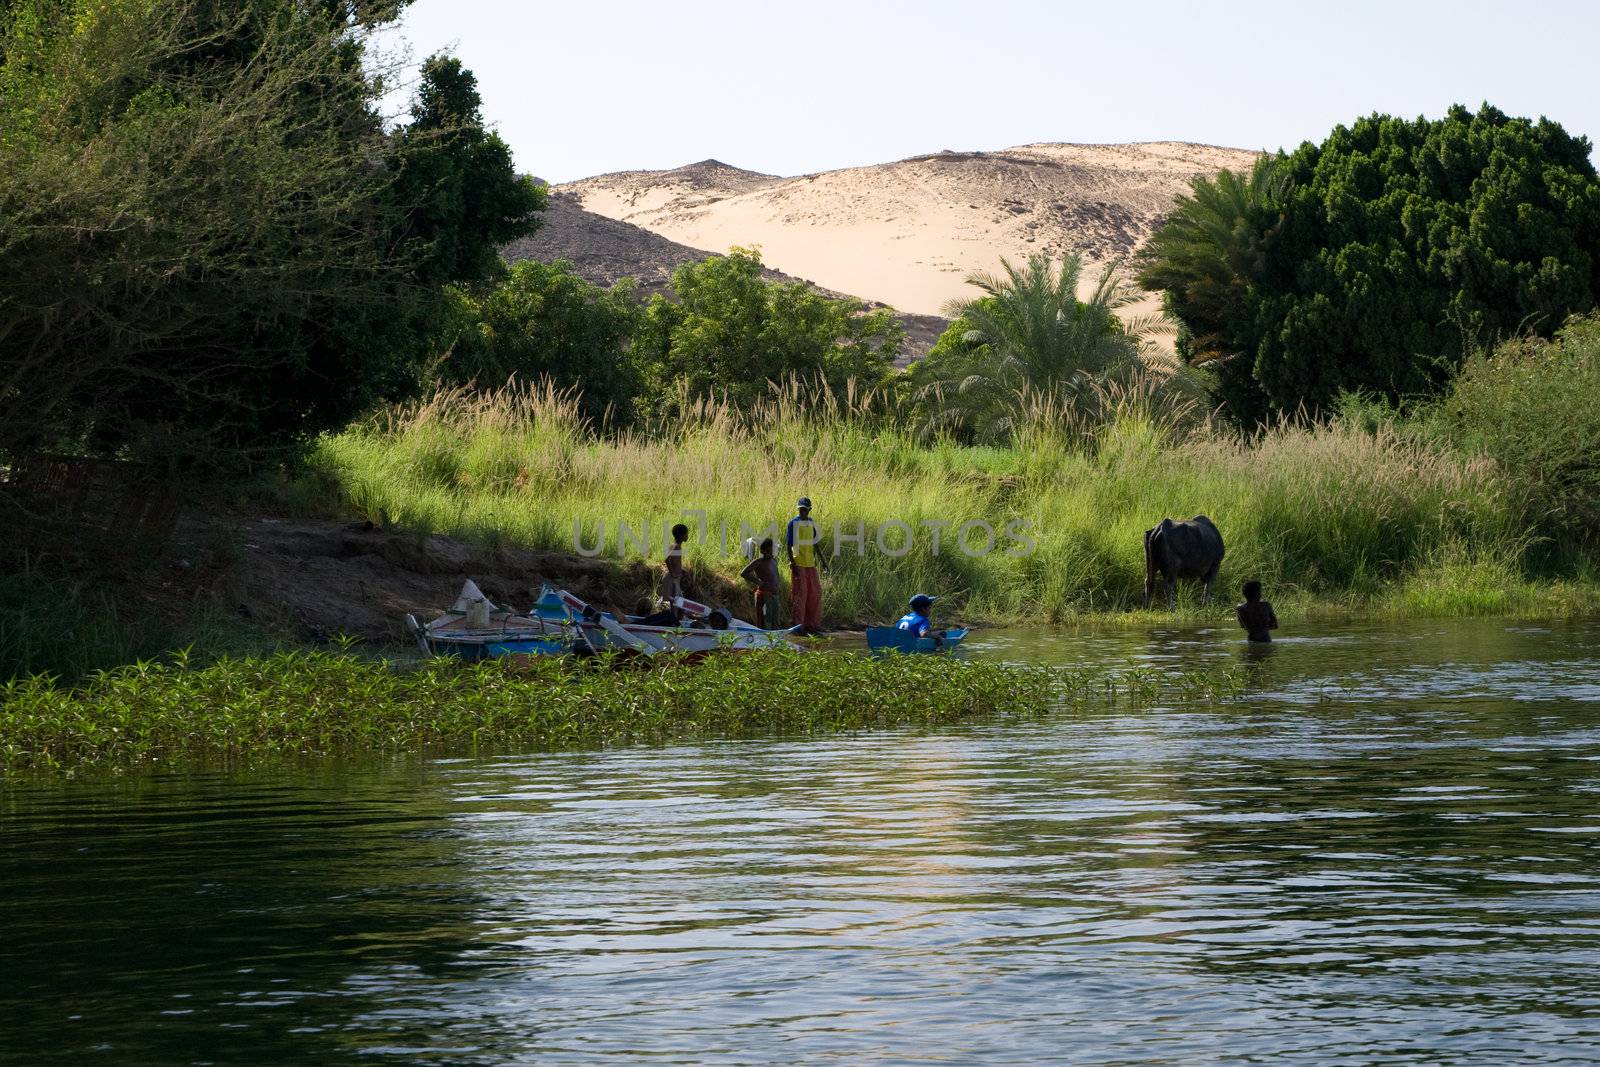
[560,142,1260,318]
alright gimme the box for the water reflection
[3,618,1600,1063]
[0,765,487,1063]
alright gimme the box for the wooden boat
[409,581,581,661]
[865,625,969,654]
[534,585,800,655]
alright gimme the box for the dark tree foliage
[1135,155,1287,370]
[442,261,643,426]
[389,56,545,288]
[1141,105,1600,423]
[0,0,541,480]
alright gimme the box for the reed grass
[0,569,273,682]
[0,649,1245,770]
[294,377,1586,626]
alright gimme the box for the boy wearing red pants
[785,496,825,635]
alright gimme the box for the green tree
[1142,105,1600,422]
[389,55,545,287]
[443,261,643,425]
[634,248,901,412]
[1135,154,1286,366]
[0,0,541,479]
[911,253,1163,440]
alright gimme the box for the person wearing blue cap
[896,594,937,639]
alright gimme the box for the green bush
[634,248,902,414]
[442,261,643,426]
[1140,104,1600,422]
[1436,313,1600,546]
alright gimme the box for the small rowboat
[410,625,571,661]
[534,585,800,656]
[865,626,969,654]
[409,581,580,661]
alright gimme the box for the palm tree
[1135,154,1287,365]
[912,252,1167,440]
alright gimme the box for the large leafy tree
[634,248,901,412]
[1142,104,1600,423]
[389,56,545,287]
[442,261,642,426]
[0,0,540,477]
[909,253,1164,440]
[1135,155,1284,367]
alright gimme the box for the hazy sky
[386,0,1600,183]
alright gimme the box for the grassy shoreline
[0,649,1244,771]
[291,383,1598,628]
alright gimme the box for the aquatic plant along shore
[0,649,1245,769]
[296,379,1597,629]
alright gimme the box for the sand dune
[504,191,950,360]
[560,143,1259,320]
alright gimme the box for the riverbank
[291,383,1599,628]
[4,506,1595,689]
[5,374,1596,684]
[0,649,1244,770]
[9,618,1598,1062]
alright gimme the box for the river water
[5,618,1600,1064]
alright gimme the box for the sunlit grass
[294,377,1587,626]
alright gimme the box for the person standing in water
[740,537,782,629]
[786,497,824,634]
[1235,579,1278,643]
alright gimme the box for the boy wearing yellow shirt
[785,496,824,634]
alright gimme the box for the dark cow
[1143,515,1225,610]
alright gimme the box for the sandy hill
[504,190,950,360]
[559,142,1260,320]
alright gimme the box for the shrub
[441,261,642,426]
[1436,313,1600,546]
[634,248,902,414]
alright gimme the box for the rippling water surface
[5,618,1600,1064]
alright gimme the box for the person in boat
[896,594,942,646]
[1235,579,1278,643]
[740,537,782,629]
[662,522,689,616]
[632,597,680,628]
[786,497,825,635]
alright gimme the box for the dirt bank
[165,514,753,648]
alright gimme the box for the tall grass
[0,569,167,681]
[0,568,278,683]
[296,376,1567,625]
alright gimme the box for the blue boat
[865,626,969,654]
[414,628,572,661]
[533,584,800,656]
[408,581,580,661]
